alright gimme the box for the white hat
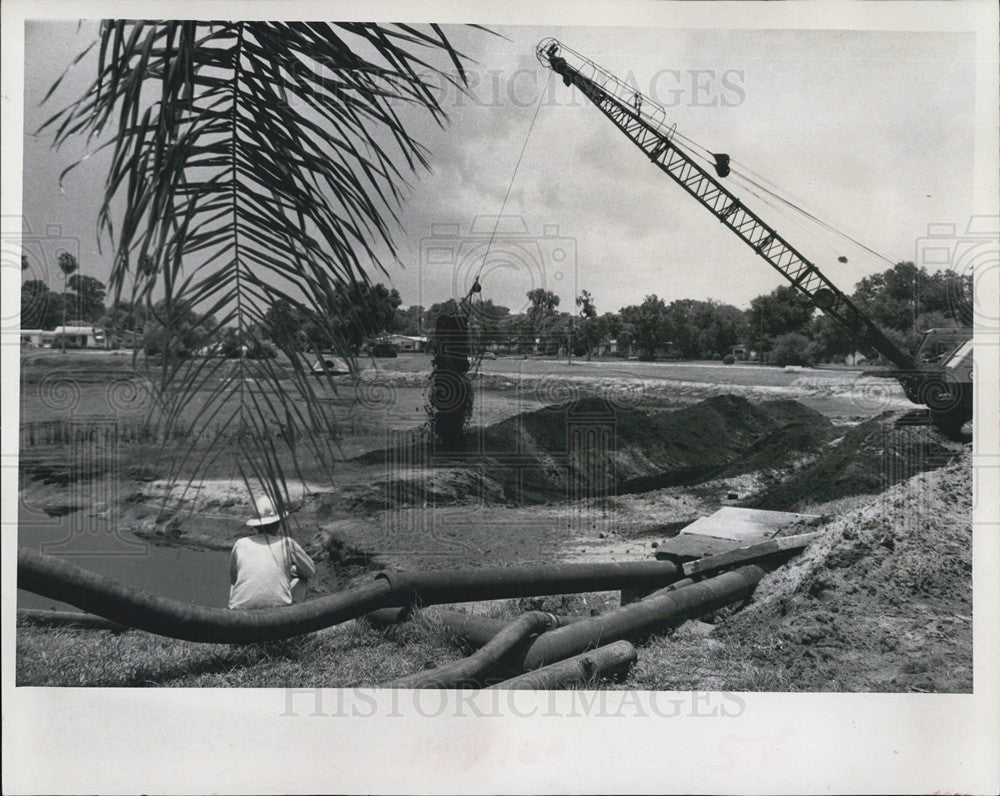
[247,494,288,527]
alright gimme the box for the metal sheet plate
[654,507,818,563]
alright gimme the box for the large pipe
[18,547,398,643]
[364,606,591,648]
[364,582,697,648]
[642,577,696,601]
[520,565,766,669]
[375,560,684,605]
[622,576,696,605]
[18,549,686,644]
[17,609,129,632]
[488,641,638,690]
[382,612,557,689]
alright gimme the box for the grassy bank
[16,599,786,691]
[16,613,467,688]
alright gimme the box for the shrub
[770,332,815,367]
[723,354,736,365]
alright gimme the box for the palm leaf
[43,20,476,507]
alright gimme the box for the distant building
[594,339,628,357]
[383,333,427,352]
[20,329,55,347]
[52,325,107,348]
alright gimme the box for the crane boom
[536,38,917,371]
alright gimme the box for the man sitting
[228,494,316,610]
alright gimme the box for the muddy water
[17,516,232,611]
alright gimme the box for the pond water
[17,511,232,611]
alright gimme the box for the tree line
[399,261,970,366]
[21,258,970,365]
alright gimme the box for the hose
[382,611,557,689]
[18,548,686,644]
[520,565,766,669]
[18,547,398,644]
[488,640,637,690]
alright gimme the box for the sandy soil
[676,448,972,692]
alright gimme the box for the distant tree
[659,299,694,358]
[620,295,668,360]
[101,301,148,340]
[596,311,622,341]
[498,313,532,354]
[527,288,560,353]
[21,254,28,271]
[770,332,814,367]
[219,327,277,360]
[142,299,216,359]
[21,279,63,330]
[749,285,815,337]
[575,290,599,360]
[393,305,425,336]
[576,290,596,318]
[305,282,402,354]
[263,298,307,351]
[852,261,970,336]
[66,274,107,323]
[807,312,855,363]
[748,285,815,354]
[57,252,78,352]
[468,299,510,353]
[702,301,749,359]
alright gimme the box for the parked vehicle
[311,354,350,375]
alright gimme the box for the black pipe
[364,607,589,648]
[488,640,637,690]
[18,547,398,644]
[382,612,557,689]
[642,577,696,601]
[17,609,129,632]
[520,565,766,669]
[376,560,684,606]
[18,549,686,644]
[362,607,415,631]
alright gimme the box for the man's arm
[289,540,316,580]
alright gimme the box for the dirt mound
[355,395,833,506]
[718,449,972,692]
[745,414,958,511]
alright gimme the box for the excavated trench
[348,394,958,513]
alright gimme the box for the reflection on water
[17,512,232,611]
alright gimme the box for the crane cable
[658,123,897,269]
[474,77,550,286]
[463,76,550,380]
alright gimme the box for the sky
[19,20,979,319]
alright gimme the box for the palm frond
[44,20,473,502]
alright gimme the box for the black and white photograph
[3,1,998,793]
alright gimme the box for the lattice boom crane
[536,38,972,434]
